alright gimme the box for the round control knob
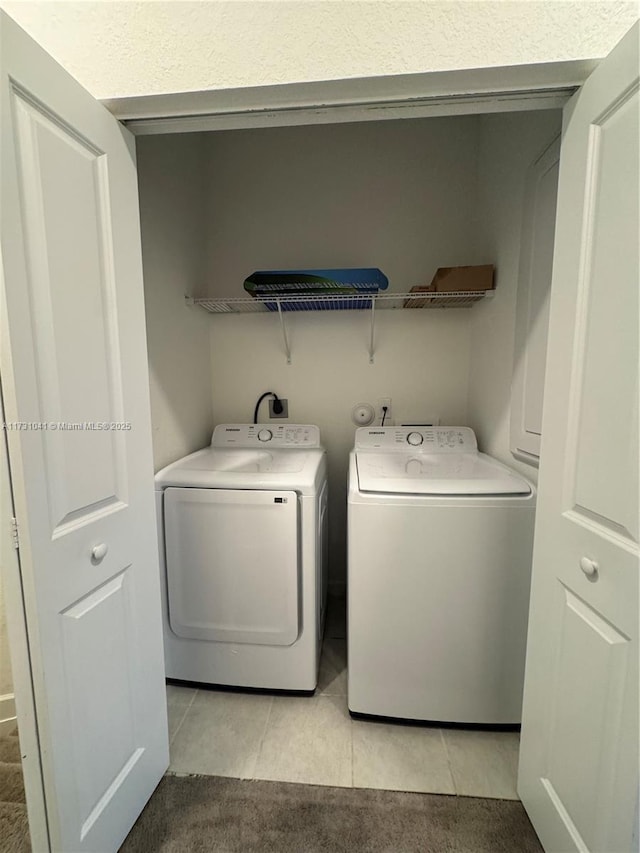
[257,429,273,442]
[407,432,423,446]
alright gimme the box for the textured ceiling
[2,1,638,99]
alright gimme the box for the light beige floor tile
[166,684,197,742]
[442,729,520,800]
[169,689,273,779]
[253,694,352,787]
[317,638,347,696]
[352,721,455,794]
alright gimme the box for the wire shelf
[185,290,494,364]
[187,291,493,313]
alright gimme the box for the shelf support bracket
[276,299,292,365]
[368,296,376,364]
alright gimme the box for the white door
[518,22,639,853]
[0,12,169,853]
[164,487,299,645]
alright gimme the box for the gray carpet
[0,729,30,853]
[120,774,543,853]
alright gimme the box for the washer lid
[356,451,532,495]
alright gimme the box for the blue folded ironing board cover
[244,268,388,310]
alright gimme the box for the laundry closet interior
[136,103,561,795]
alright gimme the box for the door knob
[579,556,598,579]
[91,543,108,563]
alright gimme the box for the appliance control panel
[355,426,477,453]
[212,424,321,448]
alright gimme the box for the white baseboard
[0,692,17,737]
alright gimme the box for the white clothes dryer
[348,426,535,724]
[155,424,328,691]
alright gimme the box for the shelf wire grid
[188,291,492,313]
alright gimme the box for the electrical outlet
[269,398,288,418]
[377,397,392,426]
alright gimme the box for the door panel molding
[544,586,631,852]
[11,86,130,536]
[563,84,639,544]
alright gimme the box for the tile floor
[167,595,520,800]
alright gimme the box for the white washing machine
[155,424,328,691]
[348,426,535,725]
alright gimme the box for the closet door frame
[104,60,594,136]
[1,24,614,853]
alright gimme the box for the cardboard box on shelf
[404,264,495,307]
[430,264,495,292]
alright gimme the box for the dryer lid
[355,451,532,496]
[167,447,310,476]
[154,445,325,495]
